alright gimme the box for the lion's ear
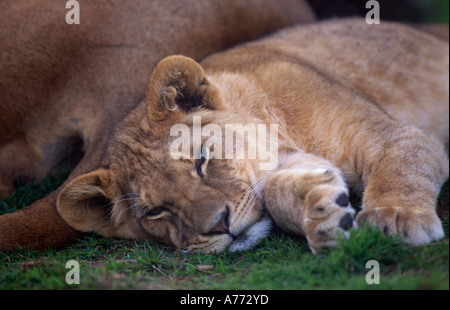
[57,168,117,237]
[146,55,222,122]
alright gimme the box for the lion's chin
[227,217,273,252]
[184,217,272,253]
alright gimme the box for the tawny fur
[57,19,448,253]
[0,0,315,252]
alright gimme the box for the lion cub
[58,19,449,253]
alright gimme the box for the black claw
[336,193,349,207]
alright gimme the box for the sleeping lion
[57,19,449,253]
[0,15,449,252]
[0,0,315,252]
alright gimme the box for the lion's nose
[208,206,230,235]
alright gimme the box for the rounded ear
[146,55,222,122]
[56,168,117,237]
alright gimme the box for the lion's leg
[264,152,356,253]
[0,191,82,252]
[355,125,449,245]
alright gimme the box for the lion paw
[356,207,444,245]
[303,182,357,254]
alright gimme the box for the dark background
[308,0,449,23]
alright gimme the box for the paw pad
[335,193,349,207]
[339,213,353,231]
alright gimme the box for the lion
[55,18,449,254]
[0,0,316,252]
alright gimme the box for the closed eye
[145,206,169,219]
[195,151,207,177]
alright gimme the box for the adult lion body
[56,19,449,253]
[0,0,315,252]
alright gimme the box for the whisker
[115,201,144,220]
[234,170,276,219]
[243,170,273,200]
[112,197,141,204]
[113,192,140,200]
[85,193,141,230]
[115,192,140,197]
[135,204,149,224]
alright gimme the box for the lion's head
[57,56,277,253]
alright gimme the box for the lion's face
[57,56,274,253]
[110,124,271,253]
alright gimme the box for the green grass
[414,0,450,23]
[0,175,448,290]
[0,167,71,215]
[0,0,448,291]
